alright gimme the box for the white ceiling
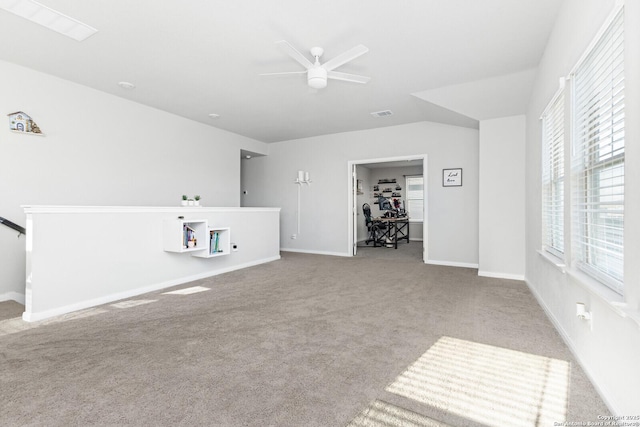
[0,0,562,143]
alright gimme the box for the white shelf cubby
[192,227,230,258]
[163,219,208,253]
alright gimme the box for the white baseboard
[22,255,281,323]
[524,278,619,415]
[478,270,525,281]
[426,259,479,269]
[280,248,351,257]
[0,292,25,305]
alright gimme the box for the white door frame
[347,154,428,262]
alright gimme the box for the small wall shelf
[163,219,208,253]
[192,227,230,258]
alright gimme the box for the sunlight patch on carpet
[57,307,109,321]
[162,286,210,295]
[348,400,453,427]
[386,336,570,427]
[0,317,31,337]
[111,299,157,309]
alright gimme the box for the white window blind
[571,8,624,292]
[405,176,424,221]
[541,90,565,258]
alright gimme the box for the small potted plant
[194,195,201,206]
[181,195,188,206]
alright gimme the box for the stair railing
[0,216,26,237]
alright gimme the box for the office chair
[363,203,387,245]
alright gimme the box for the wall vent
[370,110,393,118]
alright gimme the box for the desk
[372,217,409,249]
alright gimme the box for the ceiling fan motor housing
[308,66,327,89]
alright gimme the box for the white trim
[347,154,428,261]
[565,268,625,306]
[22,205,281,214]
[280,248,350,257]
[564,268,639,326]
[426,259,479,269]
[0,292,25,305]
[536,249,566,272]
[524,279,620,415]
[539,77,567,119]
[568,0,625,77]
[22,255,281,322]
[478,270,525,281]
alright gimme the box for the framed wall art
[443,168,462,187]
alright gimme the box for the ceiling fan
[260,40,370,89]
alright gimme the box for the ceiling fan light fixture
[307,67,327,89]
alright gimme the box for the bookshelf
[163,219,208,253]
[373,178,402,206]
[192,227,230,258]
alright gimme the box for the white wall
[243,121,479,266]
[525,0,640,413]
[23,206,280,321]
[479,115,526,279]
[0,60,268,301]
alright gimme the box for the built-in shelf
[163,219,231,258]
[192,227,230,258]
[163,219,207,253]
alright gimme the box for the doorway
[348,155,427,262]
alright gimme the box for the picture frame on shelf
[443,168,462,187]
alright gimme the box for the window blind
[541,90,565,258]
[406,176,424,221]
[571,8,624,292]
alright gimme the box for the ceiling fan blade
[260,71,307,77]
[276,40,313,70]
[327,71,370,84]
[322,44,369,71]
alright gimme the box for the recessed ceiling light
[118,81,135,89]
[0,0,98,41]
[208,113,220,119]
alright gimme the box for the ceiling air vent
[370,110,393,118]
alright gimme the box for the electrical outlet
[291,234,297,239]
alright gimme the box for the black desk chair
[363,203,387,245]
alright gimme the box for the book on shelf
[209,230,221,254]
[183,225,196,249]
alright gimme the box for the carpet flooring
[0,251,609,426]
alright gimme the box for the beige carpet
[0,252,609,426]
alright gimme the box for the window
[405,176,424,221]
[571,9,624,293]
[541,88,565,258]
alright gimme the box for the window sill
[536,249,566,272]
[537,250,640,327]
[565,268,640,328]
[565,267,624,304]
